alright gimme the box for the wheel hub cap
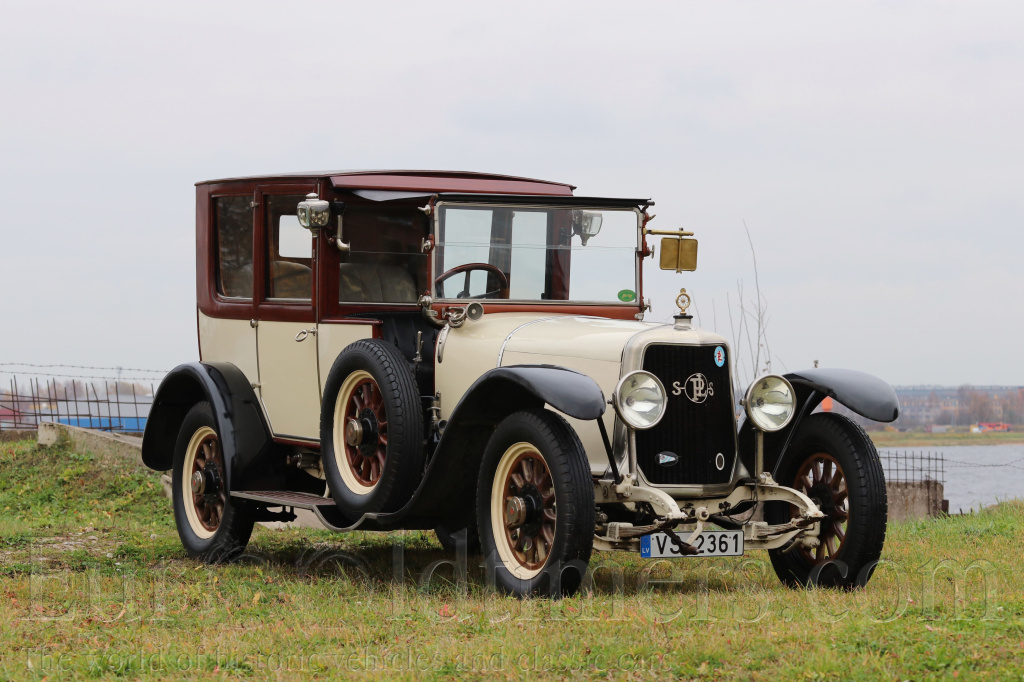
[345,419,363,446]
[504,496,527,528]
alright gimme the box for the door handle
[294,329,317,342]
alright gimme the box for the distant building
[833,386,1024,430]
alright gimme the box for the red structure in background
[0,406,22,423]
[976,422,1012,432]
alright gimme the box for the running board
[232,490,331,510]
[230,490,384,533]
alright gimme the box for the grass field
[869,430,1024,449]
[2,439,1023,680]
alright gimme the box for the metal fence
[0,364,165,434]
[878,449,947,517]
[878,449,946,485]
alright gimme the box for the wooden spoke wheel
[766,413,887,589]
[320,339,424,515]
[183,426,226,538]
[492,443,557,577]
[334,370,388,493]
[171,402,254,562]
[791,452,849,564]
[477,409,594,597]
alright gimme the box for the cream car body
[435,313,736,492]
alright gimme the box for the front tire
[766,413,887,588]
[172,402,255,562]
[476,410,594,597]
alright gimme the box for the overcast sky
[1,1,1022,386]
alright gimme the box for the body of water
[879,443,1024,513]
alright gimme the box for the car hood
[498,316,661,363]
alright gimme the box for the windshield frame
[432,201,643,307]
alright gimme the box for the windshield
[434,204,640,304]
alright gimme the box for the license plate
[641,530,744,558]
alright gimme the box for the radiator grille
[635,344,736,486]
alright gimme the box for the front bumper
[592,475,825,554]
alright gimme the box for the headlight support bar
[769,389,818,480]
[597,417,623,485]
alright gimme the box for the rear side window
[214,196,254,298]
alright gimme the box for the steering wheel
[434,263,510,299]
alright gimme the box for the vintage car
[142,170,899,596]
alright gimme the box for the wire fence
[0,365,164,434]
[878,450,946,485]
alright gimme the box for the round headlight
[744,374,796,432]
[613,371,667,430]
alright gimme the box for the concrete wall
[886,480,945,522]
[38,421,143,462]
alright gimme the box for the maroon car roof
[197,170,576,195]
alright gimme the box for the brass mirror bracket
[330,214,351,253]
[419,295,445,328]
[644,228,695,237]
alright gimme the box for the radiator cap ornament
[675,288,691,316]
[673,288,693,329]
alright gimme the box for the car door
[254,184,322,441]
[198,188,259,388]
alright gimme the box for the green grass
[869,429,1024,448]
[2,438,1023,679]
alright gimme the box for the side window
[214,196,254,299]
[265,195,313,300]
[437,207,500,298]
[338,207,429,304]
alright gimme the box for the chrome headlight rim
[612,370,668,430]
[744,374,796,433]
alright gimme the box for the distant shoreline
[869,430,1024,448]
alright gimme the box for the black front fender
[738,367,899,477]
[141,362,273,491]
[371,365,606,529]
[785,368,900,423]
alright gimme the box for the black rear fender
[141,362,276,491]
[738,367,899,477]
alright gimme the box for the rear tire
[172,402,255,562]
[476,409,594,597]
[321,339,424,515]
[766,413,887,588]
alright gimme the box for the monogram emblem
[672,373,714,404]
